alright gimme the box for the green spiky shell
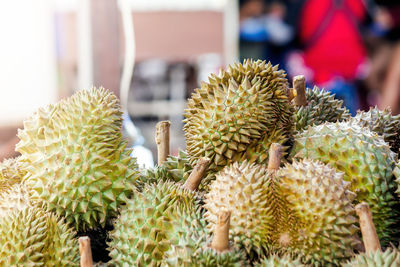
[277,159,359,266]
[184,59,292,174]
[0,157,26,192]
[16,88,140,230]
[293,86,350,132]
[204,161,273,258]
[108,181,201,266]
[291,122,398,244]
[344,248,400,267]
[348,106,400,155]
[0,185,79,266]
[255,254,306,267]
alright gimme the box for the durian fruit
[255,254,306,267]
[184,59,293,175]
[164,211,249,267]
[291,122,399,244]
[344,248,400,267]
[276,159,360,266]
[16,87,140,230]
[0,184,79,266]
[108,159,209,267]
[292,76,350,132]
[204,160,273,258]
[347,106,400,155]
[0,156,26,192]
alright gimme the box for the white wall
[0,0,57,126]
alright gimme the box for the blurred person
[286,0,368,114]
[372,1,400,113]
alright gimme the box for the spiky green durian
[108,181,202,266]
[348,106,400,155]
[204,161,273,258]
[293,86,350,132]
[344,248,400,267]
[16,87,140,230]
[255,254,306,267]
[184,59,293,174]
[0,185,79,266]
[291,122,399,244]
[164,209,248,267]
[0,156,26,192]
[276,159,359,266]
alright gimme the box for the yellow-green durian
[16,87,140,230]
[291,122,399,245]
[276,159,359,266]
[348,106,400,155]
[0,185,79,266]
[204,161,273,258]
[184,59,293,175]
[0,156,26,192]
[255,254,307,267]
[108,181,202,266]
[344,248,400,267]
[293,86,350,132]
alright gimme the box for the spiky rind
[17,88,140,230]
[204,161,273,258]
[344,248,400,267]
[0,183,36,218]
[184,59,292,173]
[0,204,79,266]
[255,254,307,267]
[0,157,26,192]
[293,86,350,132]
[277,159,359,266]
[348,106,400,155]
[291,122,399,244]
[108,181,201,267]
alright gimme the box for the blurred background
[0,0,399,165]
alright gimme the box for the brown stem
[182,157,210,191]
[268,143,283,171]
[211,210,231,252]
[355,202,381,253]
[79,236,93,267]
[293,75,307,106]
[155,121,170,165]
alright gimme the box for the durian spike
[211,210,231,252]
[355,202,382,253]
[79,236,93,267]
[155,121,171,165]
[293,75,307,106]
[182,157,210,191]
[268,143,283,171]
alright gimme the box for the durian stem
[268,143,283,171]
[183,157,210,191]
[211,210,231,252]
[293,75,307,106]
[155,121,170,165]
[355,202,382,253]
[79,236,93,267]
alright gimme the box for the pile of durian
[2,59,400,266]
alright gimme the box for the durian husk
[108,181,202,267]
[348,106,400,156]
[0,156,26,193]
[16,87,140,231]
[255,254,307,267]
[276,159,360,266]
[293,86,350,132]
[184,59,293,176]
[204,161,274,259]
[344,247,400,267]
[291,122,399,245]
